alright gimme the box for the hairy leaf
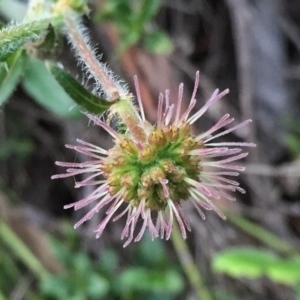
[50,65,116,114]
[22,58,81,118]
[0,16,62,61]
[0,49,26,106]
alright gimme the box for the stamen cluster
[52,72,255,247]
[103,123,202,211]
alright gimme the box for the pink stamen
[188,89,229,124]
[179,98,196,124]
[174,83,184,125]
[215,152,249,164]
[159,178,170,198]
[169,200,187,238]
[204,120,252,143]
[205,142,256,147]
[76,139,107,154]
[164,104,174,125]
[86,114,120,139]
[196,114,234,141]
[95,200,124,238]
[134,75,145,121]
[157,93,164,128]
[191,71,200,101]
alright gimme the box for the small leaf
[49,64,116,114]
[0,49,26,106]
[0,17,61,61]
[213,248,277,278]
[137,0,161,24]
[0,138,34,160]
[286,134,300,159]
[267,260,300,284]
[143,30,173,54]
[87,274,109,298]
[22,57,81,118]
[36,24,57,51]
[40,275,71,298]
[99,249,119,271]
[119,267,183,293]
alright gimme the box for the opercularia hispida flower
[52,72,255,247]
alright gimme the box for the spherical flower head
[52,72,256,247]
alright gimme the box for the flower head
[52,72,255,247]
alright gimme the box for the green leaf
[228,215,293,254]
[36,24,57,51]
[119,267,183,293]
[0,50,26,106]
[0,220,50,280]
[213,248,277,278]
[143,29,173,54]
[99,249,119,271]
[268,260,300,284]
[0,138,34,160]
[137,0,161,24]
[22,58,81,118]
[213,247,300,285]
[87,274,109,298]
[40,275,71,298]
[286,134,300,158]
[0,16,62,61]
[49,64,116,114]
[136,235,166,266]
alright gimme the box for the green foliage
[49,64,116,114]
[22,57,81,118]
[39,229,184,300]
[214,291,238,300]
[41,249,110,299]
[118,268,183,294]
[0,17,62,61]
[33,24,63,58]
[213,247,300,285]
[0,49,26,105]
[284,118,300,158]
[0,138,34,160]
[96,0,172,54]
[286,134,300,158]
[228,214,293,254]
[143,29,173,54]
[0,220,50,281]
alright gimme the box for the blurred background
[1,0,300,299]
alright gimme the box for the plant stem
[171,223,214,300]
[0,290,6,300]
[0,220,50,280]
[65,13,120,101]
[228,214,295,255]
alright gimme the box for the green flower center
[101,123,203,210]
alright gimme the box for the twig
[225,0,257,157]
[244,163,300,177]
[171,222,214,300]
[227,214,295,255]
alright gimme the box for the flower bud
[148,129,167,148]
[150,167,165,183]
[138,145,157,163]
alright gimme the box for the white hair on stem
[64,13,128,102]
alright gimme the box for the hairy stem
[65,13,120,101]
